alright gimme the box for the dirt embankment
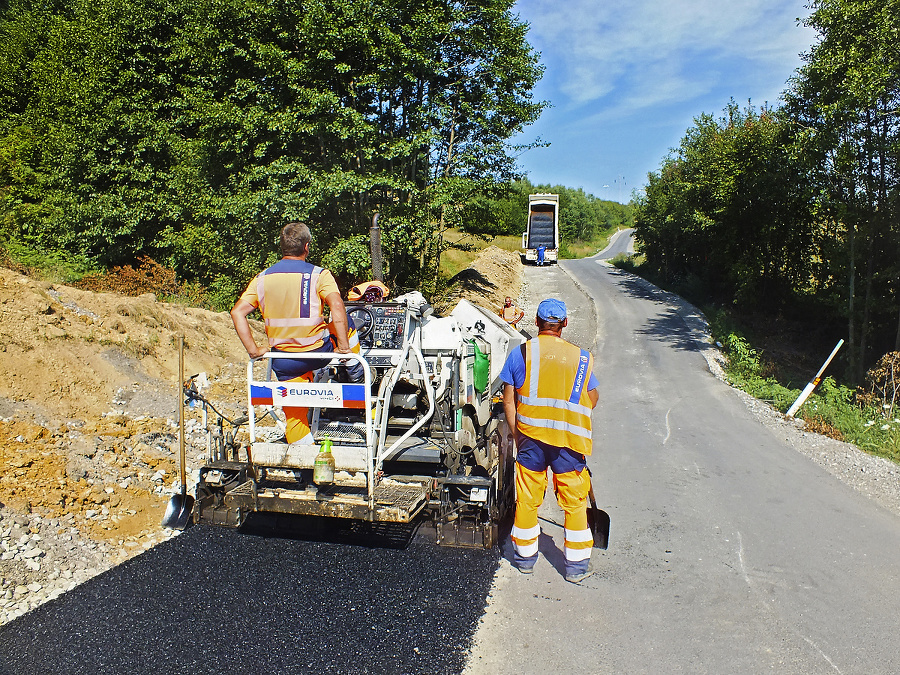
[436,245,524,315]
[0,246,523,623]
[0,267,262,622]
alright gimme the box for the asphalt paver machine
[193,294,524,548]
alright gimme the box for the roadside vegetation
[1,0,546,308]
[618,1,900,465]
[612,253,900,466]
[0,0,629,308]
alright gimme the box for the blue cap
[537,298,567,322]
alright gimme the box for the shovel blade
[588,506,610,549]
[161,493,195,530]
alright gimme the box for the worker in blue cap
[499,298,600,583]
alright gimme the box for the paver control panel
[347,303,408,351]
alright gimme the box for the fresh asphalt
[0,516,497,674]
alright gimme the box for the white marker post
[786,339,845,418]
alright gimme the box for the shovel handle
[586,466,598,508]
[178,336,187,490]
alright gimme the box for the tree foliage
[634,0,900,379]
[0,0,545,304]
[457,178,631,245]
[634,102,816,307]
[784,0,900,379]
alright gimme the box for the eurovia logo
[580,355,589,363]
[278,385,342,403]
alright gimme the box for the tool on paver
[162,335,195,530]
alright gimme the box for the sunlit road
[2,241,899,675]
[466,254,900,674]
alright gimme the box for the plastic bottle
[313,438,335,485]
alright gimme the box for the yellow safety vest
[515,335,594,455]
[256,260,329,350]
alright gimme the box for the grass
[561,226,620,259]
[1,239,99,284]
[718,339,900,465]
[439,230,524,279]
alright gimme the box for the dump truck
[190,294,524,548]
[522,193,559,264]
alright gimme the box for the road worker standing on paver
[499,296,525,327]
[230,222,361,444]
[500,298,600,583]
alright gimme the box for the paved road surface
[0,516,497,674]
[596,228,635,260]
[466,254,900,674]
[3,241,899,675]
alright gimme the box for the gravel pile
[0,401,289,628]
[0,506,183,625]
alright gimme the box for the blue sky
[511,0,819,203]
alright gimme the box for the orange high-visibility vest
[252,260,331,350]
[515,335,595,455]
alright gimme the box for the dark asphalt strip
[0,522,499,675]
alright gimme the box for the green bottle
[313,438,335,485]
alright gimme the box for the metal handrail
[377,342,435,469]
[245,351,375,495]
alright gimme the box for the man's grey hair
[280,222,312,257]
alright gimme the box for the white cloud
[516,0,817,110]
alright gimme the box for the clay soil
[0,267,258,551]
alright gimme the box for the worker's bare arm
[230,298,268,359]
[588,387,599,409]
[325,292,352,353]
[503,383,518,433]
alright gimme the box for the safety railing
[245,351,375,497]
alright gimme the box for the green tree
[0,0,545,303]
[785,0,900,379]
[634,102,816,307]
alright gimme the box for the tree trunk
[846,203,857,383]
[369,213,383,281]
[895,303,900,352]
[859,228,875,382]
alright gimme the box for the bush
[72,257,232,310]
[75,257,180,297]
[1,239,98,283]
[722,333,761,377]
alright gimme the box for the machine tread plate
[313,422,367,445]
[225,479,430,523]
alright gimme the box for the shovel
[162,335,195,530]
[552,466,610,549]
[586,469,609,549]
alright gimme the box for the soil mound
[435,246,524,315]
[0,267,264,622]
